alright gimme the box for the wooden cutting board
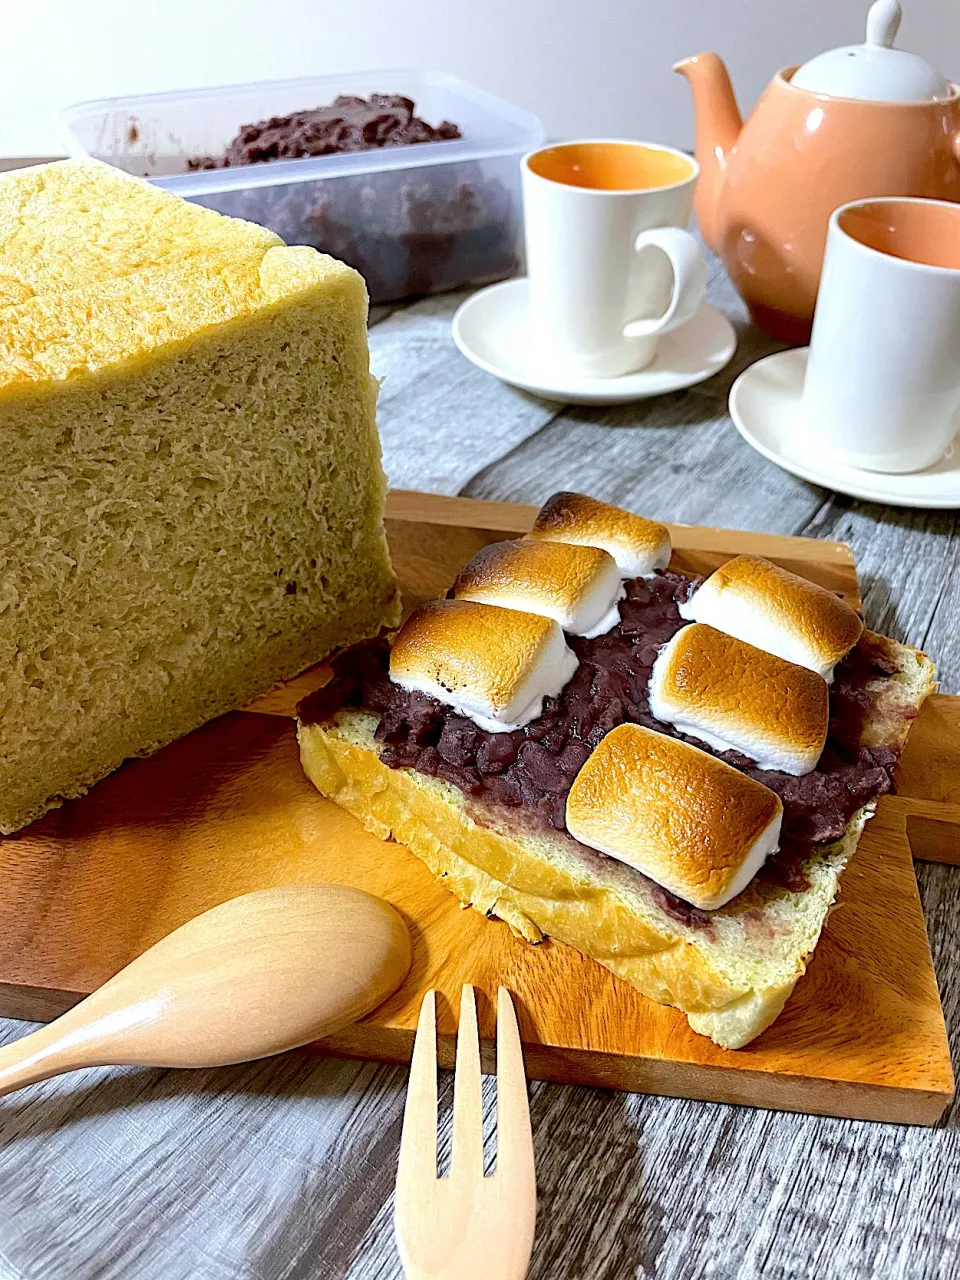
[0,492,954,1126]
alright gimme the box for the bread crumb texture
[0,159,398,832]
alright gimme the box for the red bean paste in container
[299,571,909,929]
[189,94,461,168]
[188,94,519,303]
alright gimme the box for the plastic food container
[60,70,544,304]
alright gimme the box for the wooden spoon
[0,884,411,1098]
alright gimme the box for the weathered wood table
[0,259,957,1280]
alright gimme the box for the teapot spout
[673,53,742,254]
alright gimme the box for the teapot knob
[866,0,902,48]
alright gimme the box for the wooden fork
[394,986,537,1280]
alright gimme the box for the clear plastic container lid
[60,69,545,196]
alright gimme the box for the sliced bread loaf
[0,159,399,832]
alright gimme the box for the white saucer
[730,349,960,509]
[451,278,737,405]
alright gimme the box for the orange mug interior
[526,142,694,192]
[839,200,960,270]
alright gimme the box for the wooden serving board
[0,492,954,1125]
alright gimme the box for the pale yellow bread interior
[651,622,829,771]
[566,722,782,910]
[0,159,399,833]
[526,490,671,576]
[298,632,934,1049]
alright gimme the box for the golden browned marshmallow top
[679,554,863,682]
[389,598,578,734]
[566,723,783,910]
[452,538,624,637]
[527,491,671,579]
[649,623,829,775]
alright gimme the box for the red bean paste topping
[298,572,906,928]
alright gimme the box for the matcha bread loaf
[0,159,399,833]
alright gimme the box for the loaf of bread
[0,159,399,832]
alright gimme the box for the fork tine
[495,987,535,1189]
[397,988,438,1185]
[451,984,484,1179]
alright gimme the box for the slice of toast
[298,631,933,1049]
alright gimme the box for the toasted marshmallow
[679,554,863,682]
[527,491,671,579]
[566,724,783,910]
[452,538,624,638]
[390,598,578,733]
[649,623,829,775]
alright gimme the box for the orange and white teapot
[675,0,960,342]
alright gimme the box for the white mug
[521,140,707,379]
[801,197,960,474]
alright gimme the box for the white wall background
[2,0,958,157]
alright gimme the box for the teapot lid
[790,0,951,102]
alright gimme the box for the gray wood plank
[796,501,960,692]
[0,1037,411,1280]
[368,291,560,495]
[461,390,829,535]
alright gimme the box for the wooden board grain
[0,492,952,1126]
[889,694,960,867]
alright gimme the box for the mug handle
[622,227,707,338]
